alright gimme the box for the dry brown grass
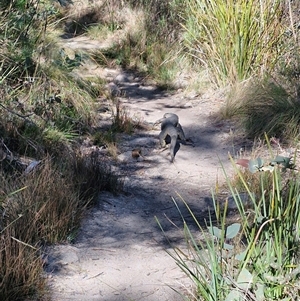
[218,79,300,143]
[0,158,75,300]
[59,0,181,86]
[0,235,46,301]
[0,152,122,300]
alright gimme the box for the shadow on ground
[46,54,245,301]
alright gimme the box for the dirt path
[44,34,243,301]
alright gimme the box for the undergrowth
[159,143,300,300]
[0,1,123,300]
[0,152,122,300]
[2,0,300,300]
[223,78,300,142]
[183,0,285,85]
[62,0,185,88]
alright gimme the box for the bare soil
[44,32,247,301]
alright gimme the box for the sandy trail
[45,33,241,301]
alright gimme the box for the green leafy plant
[237,155,295,173]
[157,201,228,301]
[228,157,300,300]
[161,148,300,300]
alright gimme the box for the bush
[0,3,124,298]
[160,149,300,300]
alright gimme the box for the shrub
[160,149,300,300]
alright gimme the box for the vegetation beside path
[1,0,300,300]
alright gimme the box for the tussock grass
[0,235,45,301]
[0,59,99,156]
[0,158,79,300]
[1,159,80,244]
[125,0,184,39]
[72,150,123,203]
[0,153,122,300]
[92,100,145,158]
[111,100,137,134]
[183,0,285,85]
[224,79,300,142]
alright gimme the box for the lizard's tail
[170,135,177,162]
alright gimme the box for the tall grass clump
[224,79,300,141]
[161,148,300,300]
[0,158,79,300]
[0,153,122,300]
[183,0,285,85]
[125,0,185,83]
[0,73,97,158]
